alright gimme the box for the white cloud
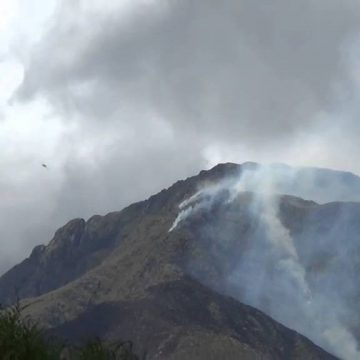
[0,0,18,33]
[0,59,23,106]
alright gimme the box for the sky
[2,0,360,272]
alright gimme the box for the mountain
[2,162,360,359]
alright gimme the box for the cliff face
[1,162,360,359]
[0,215,119,305]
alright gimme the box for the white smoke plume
[169,164,360,359]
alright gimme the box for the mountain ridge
[2,162,360,359]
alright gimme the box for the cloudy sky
[1,0,360,273]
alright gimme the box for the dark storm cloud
[4,0,360,274]
[17,0,360,144]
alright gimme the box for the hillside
[1,162,360,359]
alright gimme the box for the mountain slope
[2,162,360,359]
[3,162,360,305]
[51,277,337,360]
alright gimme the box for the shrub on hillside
[0,303,139,360]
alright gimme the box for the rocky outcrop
[0,214,123,305]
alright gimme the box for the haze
[1,0,360,273]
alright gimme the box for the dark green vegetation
[0,302,139,360]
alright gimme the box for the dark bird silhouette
[42,164,48,169]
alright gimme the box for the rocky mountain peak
[2,162,360,359]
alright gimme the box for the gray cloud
[17,0,360,143]
[3,0,360,273]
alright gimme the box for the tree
[0,302,140,360]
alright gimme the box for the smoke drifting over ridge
[3,0,360,299]
[170,164,360,359]
[1,0,360,356]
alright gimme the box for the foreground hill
[2,162,360,359]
